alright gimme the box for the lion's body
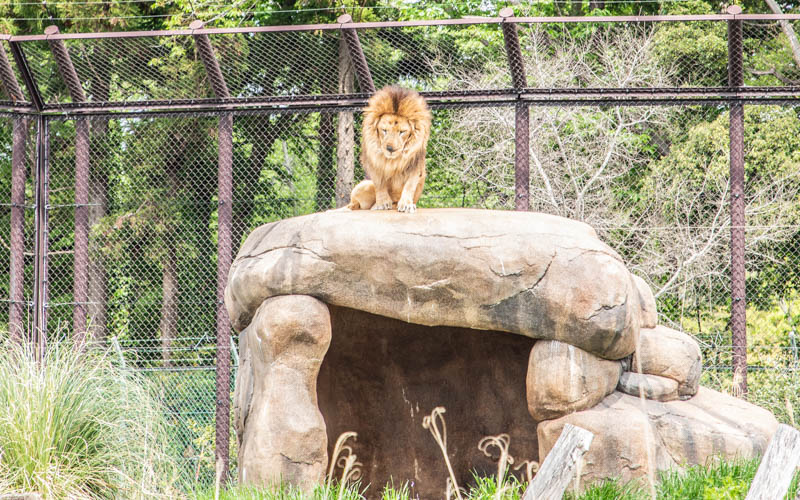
[347,86,431,213]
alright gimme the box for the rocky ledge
[226,208,642,360]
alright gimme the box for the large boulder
[225,209,642,360]
[634,326,702,397]
[235,295,331,491]
[632,275,658,329]
[527,340,622,420]
[538,388,778,489]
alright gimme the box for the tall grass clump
[0,339,180,499]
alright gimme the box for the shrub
[0,339,181,499]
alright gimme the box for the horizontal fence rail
[2,14,800,112]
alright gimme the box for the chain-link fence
[2,13,800,482]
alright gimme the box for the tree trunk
[87,65,111,340]
[336,36,356,208]
[160,134,186,367]
[233,118,274,251]
[160,242,178,367]
[316,112,336,211]
[87,133,109,340]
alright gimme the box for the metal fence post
[1,40,28,343]
[32,115,49,359]
[44,25,92,343]
[338,14,376,94]
[191,20,233,483]
[500,8,530,211]
[727,6,747,396]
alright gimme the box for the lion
[347,86,431,213]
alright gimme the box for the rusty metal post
[727,6,747,396]
[44,26,86,103]
[32,115,49,359]
[191,20,233,483]
[514,102,530,211]
[215,113,233,482]
[1,41,29,343]
[338,14,376,93]
[0,41,25,103]
[45,25,93,342]
[190,20,231,99]
[501,8,531,211]
[72,119,90,342]
[8,40,43,111]
[500,8,527,90]
[9,117,29,344]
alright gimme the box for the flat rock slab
[617,372,679,402]
[538,388,778,489]
[225,209,642,359]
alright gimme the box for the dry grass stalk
[422,407,464,500]
[445,477,466,500]
[478,433,514,499]
[513,459,539,484]
[325,431,362,499]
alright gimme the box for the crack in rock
[280,453,316,466]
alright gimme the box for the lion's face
[376,113,413,160]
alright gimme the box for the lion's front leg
[371,180,393,211]
[397,170,425,214]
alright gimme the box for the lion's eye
[381,129,387,136]
[399,130,406,135]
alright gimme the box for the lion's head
[362,86,431,162]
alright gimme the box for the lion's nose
[386,145,395,153]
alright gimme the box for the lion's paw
[371,202,392,210]
[398,201,417,214]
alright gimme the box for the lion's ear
[412,119,428,137]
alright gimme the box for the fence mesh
[2,16,800,483]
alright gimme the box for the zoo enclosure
[2,11,800,480]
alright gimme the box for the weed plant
[0,339,181,499]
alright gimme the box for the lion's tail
[347,180,376,210]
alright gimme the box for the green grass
[191,482,366,500]
[0,339,181,499]
[195,456,800,500]
[564,456,800,500]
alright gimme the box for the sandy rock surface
[538,388,778,488]
[527,340,622,420]
[634,325,702,397]
[235,295,331,491]
[632,275,658,329]
[225,208,642,359]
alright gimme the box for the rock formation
[235,295,331,489]
[227,208,778,496]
